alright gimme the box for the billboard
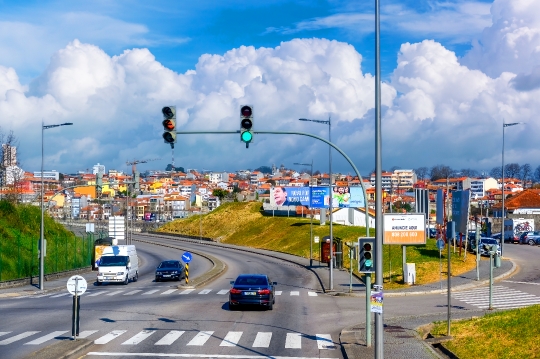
[451,190,470,233]
[270,186,365,208]
[383,213,426,245]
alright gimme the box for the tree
[504,163,521,179]
[430,165,453,181]
[414,167,428,181]
[520,163,532,187]
[212,188,228,201]
[490,167,502,179]
[255,166,272,174]
[533,165,540,184]
[459,168,479,177]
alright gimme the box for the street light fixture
[298,116,333,289]
[500,121,523,256]
[40,121,73,290]
[294,161,313,267]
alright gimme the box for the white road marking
[504,280,540,286]
[155,330,185,345]
[179,289,195,295]
[220,331,242,346]
[290,291,299,296]
[252,332,272,348]
[187,331,214,346]
[24,331,68,345]
[123,290,143,296]
[78,330,99,338]
[106,291,124,296]
[308,292,318,296]
[85,353,336,358]
[161,289,178,295]
[198,289,212,294]
[316,334,336,349]
[0,332,11,338]
[275,291,282,295]
[217,289,229,295]
[142,290,160,295]
[285,333,302,349]
[0,332,40,345]
[94,330,127,344]
[50,293,71,298]
[87,291,106,297]
[122,330,156,345]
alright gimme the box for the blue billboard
[271,186,365,208]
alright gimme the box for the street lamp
[299,116,333,289]
[40,121,73,290]
[500,121,523,256]
[294,161,313,267]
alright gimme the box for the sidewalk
[0,237,517,359]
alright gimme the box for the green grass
[158,202,477,287]
[0,200,93,282]
[430,306,540,359]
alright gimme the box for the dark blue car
[155,260,185,282]
[229,274,276,310]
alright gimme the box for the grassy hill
[0,200,92,282]
[157,202,478,287]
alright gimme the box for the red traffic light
[163,119,175,131]
[363,243,372,251]
[241,105,252,117]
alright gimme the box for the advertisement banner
[270,186,365,208]
[383,213,427,245]
[270,186,311,206]
[436,189,444,225]
[452,190,470,234]
[94,245,108,268]
[370,291,383,313]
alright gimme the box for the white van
[96,245,139,285]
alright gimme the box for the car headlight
[172,271,178,274]
[117,272,124,275]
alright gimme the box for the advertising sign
[370,291,383,313]
[383,213,426,245]
[452,190,470,234]
[270,186,310,206]
[94,245,108,268]
[436,189,444,225]
[270,186,365,208]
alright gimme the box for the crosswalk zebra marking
[217,289,229,295]
[122,330,156,345]
[78,330,99,338]
[106,291,124,296]
[452,286,540,309]
[161,289,178,295]
[220,331,242,346]
[0,332,40,345]
[179,289,195,295]
[285,333,302,349]
[24,331,68,345]
[275,291,282,295]
[87,291,106,297]
[142,290,160,295]
[198,289,212,295]
[308,292,318,296]
[123,290,143,295]
[0,332,11,338]
[50,293,71,298]
[316,334,336,349]
[252,332,272,347]
[94,330,127,344]
[187,331,214,346]
[290,291,300,296]
[154,330,185,345]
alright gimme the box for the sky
[1,0,539,178]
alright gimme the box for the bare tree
[459,168,479,177]
[520,163,532,188]
[490,166,502,179]
[414,167,428,181]
[430,165,453,181]
[534,165,540,185]
[505,163,521,179]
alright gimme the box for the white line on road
[187,331,214,346]
[504,280,540,286]
[220,331,243,346]
[275,291,282,295]
[142,290,160,295]
[50,293,71,298]
[122,330,156,345]
[198,289,212,295]
[0,332,39,345]
[252,332,272,348]
[179,289,195,295]
[87,291,106,297]
[106,291,124,296]
[85,352,336,358]
[290,291,299,296]
[161,289,178,295]
[217,289,229,295]
[308,292,318,296]
[123,290,143,296]
[155,331,185,345]
[94,330,127,344]
[24,331,68,345]
[316,334,336,350]
[78,330,99,338]
[285,333,302,349]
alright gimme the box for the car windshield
[100,255,129,266]
[236,276,268,286]
[485,239,498,245]
[159,261,179,268]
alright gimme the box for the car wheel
[133,272,138,282]
[268,301,273,311]
[96,281,101,286]
[123,275,129,285]
[529,239,536,246]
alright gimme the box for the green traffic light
[241,131,253,142]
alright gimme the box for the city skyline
[0,0,539,176]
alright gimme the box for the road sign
[182,252,193,263]
[436,239,445,250]
[314,236,319,243]
[67,275,87,296]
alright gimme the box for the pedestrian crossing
[0,328,337,351]
[451,285,540,309]
[15,288,321,300]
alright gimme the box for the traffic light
[359,237,375,273]
[162,106,176,148]
[240,105,253,147]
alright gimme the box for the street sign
[314,236,319,243]
[383,213,426,245]
[67,275,87,296]
[436,239,445,250]
[182,252,193,263]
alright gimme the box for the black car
[229,274,276,310]
[155,260,185,282]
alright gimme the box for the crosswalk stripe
[452,286,540,309]
[161,289,178,295]
[155,330,185,345]
[123,290,143,295]
[275,291,282,295]
[179,289,195,295]
[142,290,160,295]
[187,331,214,346]
[0,332,40,345]
[50,293,71,298]
[308,292,318,296]
[290,291,299,296]
[95,330,127,344]
[316,334,336,349]
[78,330,99,338]
[106,291,124,296]
[0,332,11,338]
[198,289,212,294]
[217,289,229,295]
[87,291,106,297]
[122,330,156,345]
[252,332,272,348]
[220,331,243,346]
[24,331,68,345]
[285,333,302,349]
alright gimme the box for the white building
[93,163,106,175]
[33,170,60,181]
[470,177,498,199]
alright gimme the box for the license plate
[244,292,256,296]
[163,275,171,277]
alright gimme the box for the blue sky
[1,0,539,177]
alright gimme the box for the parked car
[478,238,501,256]
[525,233,540,246]
[519,231,540,244]
[155,260,185,282]
[229,274,276,310]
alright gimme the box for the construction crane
[126,158,160,175]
